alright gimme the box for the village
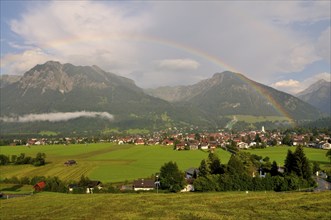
[8,126,331,151]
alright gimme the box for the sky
[0,1,330,94]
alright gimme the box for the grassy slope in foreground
[1,191,330,220]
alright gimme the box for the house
[320,142,331,150]
[120,185,133,191]
[33,181,46,192]
[175,142,187,150]
[68,184,78,192]
[185,168,199,179]
[238,142,249,149]
[162,139,174,146]
[86,181,102,193]
[189,141,199,150]
[133,179,155,191]
[181,184,194,192]
[64,160,77,166]
[200,143,209,150]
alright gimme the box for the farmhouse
[64,160,77,166]
[33,181,46,192]
[185,168,199,179]
[133,179,155,191]
[86,181,102,194]
[238,142,249,149]
[68,184,78,192]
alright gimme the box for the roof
[87,181,102,188]
[186,168,199,176]
[133,179,155,188]
[34,181,46,189]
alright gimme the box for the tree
[198,159,210,177]
[0,154,9,165]
[282,134,293,146]
[227,154,247,176]
[159,161,186,192]
[284,149,296,174]
[284,146,312,180]
[293,146,312,180]
[312,161,320,174]
[254,134,261,143]
[270,161,279,176]
[33,152,46,166]
[207,152,224,175]
[326,149,331,162]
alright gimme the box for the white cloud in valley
[0,111,114,123]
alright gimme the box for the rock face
[296,79,331,115]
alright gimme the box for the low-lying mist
[0,111,114,123]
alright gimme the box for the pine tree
[284,146,312,180]
[198,159,210,177]
[284,149,295,174]
[207,152,223,175]
[270,161,279,176]
[293,145,312,180]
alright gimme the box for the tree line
[0,152,46,166]
[158,145,317,192]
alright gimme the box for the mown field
[0,144,329,183]
[0,143,231,182]
[1,191,330,219]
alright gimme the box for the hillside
[1,191,330,219]
[0,75,21,88]
[147,71,322,121]
[296,79,331,115]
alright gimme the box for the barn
[33,181,46,192]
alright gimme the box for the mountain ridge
[296,79,331,115]
[0,61,323,135]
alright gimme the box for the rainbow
[45,34,294,123]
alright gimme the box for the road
[314,177,331,192]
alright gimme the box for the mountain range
[296,79,331,115]
[0,61,323,136]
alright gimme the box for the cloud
[271,72,331,94]
[0,111,114,123]
[1,1,330,88]
[156,59,199,71]
[4,1,151,75]
[1,48,55,74]
[271,79,301,94]
[316,27,331,63]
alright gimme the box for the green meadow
[0,144,329,183]
[247,146,330,168]
[1,191,330,219]
[0,143,231,182]
[232,115,290,123]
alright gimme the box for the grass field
[1,191,330,219]
[232,115,290,123]
[0,143,231,182]
[0,184,33,194]
[247,146,330,168]
[1,144,329,183]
